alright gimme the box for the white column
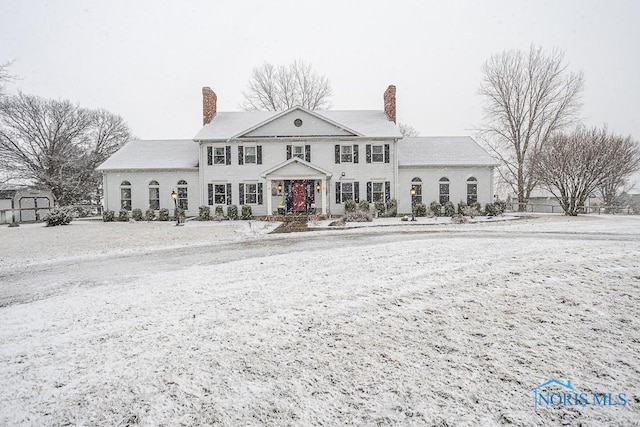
[266,179,272,216]
[321,177,327,215]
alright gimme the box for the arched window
[148,180,160,210]
[120,181,132,210]
[411,177,422,205]
[467,177,478,205]
[177,180,188,210]
[439,177,450,204]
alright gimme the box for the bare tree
[0,93,132,205]
[478,45,584,211]
[0,60,15,97]
[596,133,640,207]
[398,122,419,137]
[242,60,333,111]
[533,126,639,216]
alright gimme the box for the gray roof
[97,139,199,170]
[193,108,402,140]
[398,137,498,167]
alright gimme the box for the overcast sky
[1,0,639,144]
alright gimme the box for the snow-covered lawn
[0,215,639,425]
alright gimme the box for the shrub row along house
[97,85,497,217]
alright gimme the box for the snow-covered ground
[0,214,639,425]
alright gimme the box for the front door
[292,181,306,212]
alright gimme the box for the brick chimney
[202,87,217,125]
[383,85,396,123]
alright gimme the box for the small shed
[0,187,55,224]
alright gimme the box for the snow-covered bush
[344,199,357,213]
[429,201,441,217]
[131,208,143,221]
[158,208,170,221]
[462,206,481,218]
[344,210,372,222]
[358,200,370,212]
[145,209,155,221]
[374,200,385,216]
[198,206,210,221]
[227,205,239,220]
[215,205,224,217]
[385,199,398,217]
[118,210,130,222]
[415,202,427,217]
[495,199,508,214]
[102,210,115,222]
[43,207,74,227]
[444,201,456,217]
[451,213,467,224]
[484,203,500,216]
[470,202,482,212]
[241,205,252,220]
[457,201,467,215]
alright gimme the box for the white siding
[102,170,199,216]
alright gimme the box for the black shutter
[238,146,244,165]
[353,145,359,163]
[385,181,391,202]
[354,182,360,203]
[207,147,213,165]
[384,144,390,163]
[208,184,213,205]
[305,145,311,162]
[366,145,371,163]
[335,182,341,204]
[258,183,263,205]
[367,182,372,203]
[225,146,231,165]
[226,183,232,205]
[286,145,292,160]
[335,145,341,164]
[257,146,262,165]
[239,183,245,205]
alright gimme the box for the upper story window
[207,146,231,165]
[365,144,389,163]
[120,181,132,210]
[148,180,160,210]
[335,144,359,164]
[286,144,311,162]
[293,145,305,159]
[238,145,262,165]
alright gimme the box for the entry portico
[261,157,332,215]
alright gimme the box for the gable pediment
[261,157,333,180]
[239,108,359,138]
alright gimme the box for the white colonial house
[97,85,497,217]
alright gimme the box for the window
[372,145,384,163]
[335,182,359,204]
[238,146,262,165]
[208,183,232,205]
[177,180,188,210]
[341,145,353,163]
[372,182,385,202]
[439,177,450,204]
[341,183,353,202]
[293,145,305,159]
[239,183,263,205]
[214,147,226,165]
[467,177,478,205]
[120,181,131,210]
[411,177,422,205]
[148,180,159,210]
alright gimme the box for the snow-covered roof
[97,139,199,170]
[193,108,402,140]
[398,137,498,167]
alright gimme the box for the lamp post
[410,187,417,221]
[171,190,179,225]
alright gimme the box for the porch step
[271,220,308,233]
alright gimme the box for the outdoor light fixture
[410,187,417,221]
[171,190,180,225]
[315,182,321,192]
[277,183,283,193]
